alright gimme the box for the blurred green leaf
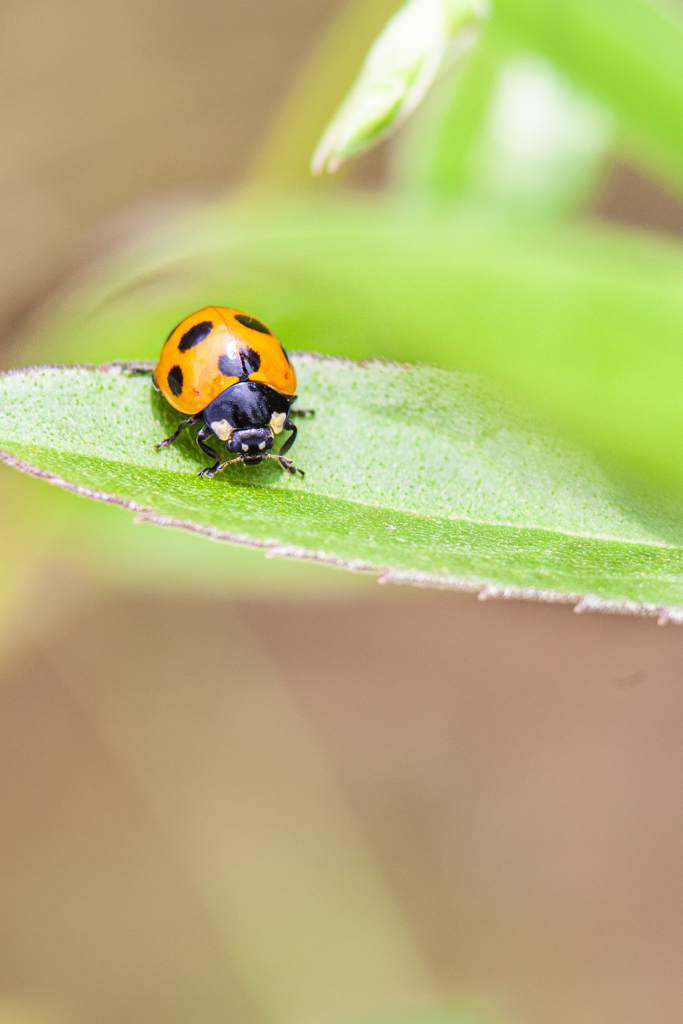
[494,0,683,194]
[311,0,489,174]
[396,18,614,215]
[309,0,683,205]
[4,358,683,616]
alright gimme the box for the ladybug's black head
[227,426,274,463]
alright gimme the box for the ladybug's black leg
[289,407,315,418]
[278,419,297,456]
[268,420,304,477]
[196,424,223,478]
[155,413,202,451]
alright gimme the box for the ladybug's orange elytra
[155,305,296,415]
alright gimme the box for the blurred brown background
[2,2,683,1024]
[0,0,349,333]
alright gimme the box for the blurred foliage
[493,0,683,194]
[317,0,683,196]
[394,22,615,214]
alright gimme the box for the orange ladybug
[153,306,312,478]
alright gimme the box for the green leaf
[4,357,683,619]
[311,0,489,174]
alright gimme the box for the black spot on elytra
[235,313,273,335]
[218,352,243,378]
[240,345,261,375]
[218,345,261,379]
[178,320,213,351]
[167,365,184,396]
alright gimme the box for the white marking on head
[210,419,233,440]
[258,441,266,450]
[270,411,286,435]
[241,443,249,452]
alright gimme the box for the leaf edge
[2,435,683,625]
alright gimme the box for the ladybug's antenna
[199,453,304,479]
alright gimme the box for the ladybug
[153,306,312,478]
